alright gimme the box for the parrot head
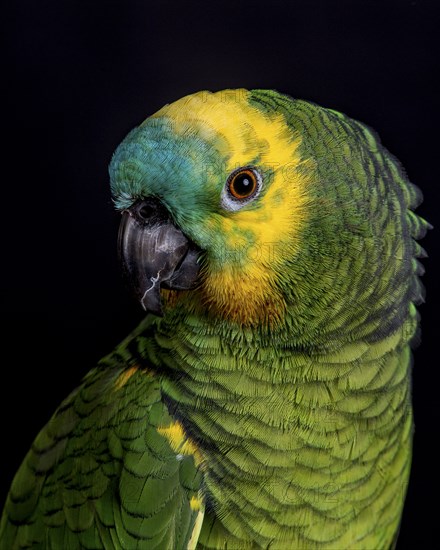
[110,90,310,326]
[109,89,426,343]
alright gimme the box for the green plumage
[1,320,202,549]
[0,89,429,549]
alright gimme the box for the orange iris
[228,168,258,199]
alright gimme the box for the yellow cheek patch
[152,90,313,326]
[157,420,204,468]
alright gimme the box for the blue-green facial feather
[110,119,217,214]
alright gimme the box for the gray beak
[118,198,200,315]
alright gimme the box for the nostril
[138,203,156,221]
[132,198,170,225]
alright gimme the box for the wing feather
[0,355,203,549]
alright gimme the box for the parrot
[0,89,429,549]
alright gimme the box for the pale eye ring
[221,166,263,211]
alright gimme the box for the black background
[2,1,439,548]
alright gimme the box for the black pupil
[233,173,254,196]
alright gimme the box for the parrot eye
[221,167,262,211]
[229,168,258,199]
